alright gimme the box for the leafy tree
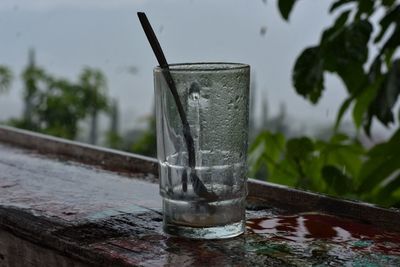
[12,63,88,139]
[0,65,13,94]
[282,0,400,134]
[35,77,86,139]
[10,51,111,141]
[105,99,123,149]
[131,108,157,157]
[249,0,400,207]
[79,67,109,145]
[16,49,49,131]
[249,132,364,195]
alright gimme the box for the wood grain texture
[0,229,89,267]
[0,143,161,221]
[0,125,158,177]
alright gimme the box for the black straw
[137,12,217,201]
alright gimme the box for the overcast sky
[0,0,353,134]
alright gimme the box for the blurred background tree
[105,99,123,149]
[79,67,109,145]
[130,106,157,158]
[9,51,111,141]
[0,65,13,94]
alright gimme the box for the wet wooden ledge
[0,125,400,266]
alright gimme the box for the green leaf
[374,5,400,43]
[286,137,314,160]
[330,133,350,143]
[321,10,351,47]
[248,131,285,178]
[322,165,352,195]
[277,0,297,21]
[375,173,400,206]
[0,65,13,93]
[352,79,380,129]
[382,0,396,7]
[368,128,400,157]
[368,57,383,82]
[293,46,324,104]
[363,112,373,136]
[358,156,400,193]
[334,97,353,130]
[321,20,372,94]
[326,19,372,67]
[268,159,298,187]
[358,130,400,192]
[338,65,368,95]
[302,156,325,191]
[370,59,400,126]
[361,58,383,134]
[346,19,373,63]
[329,0,356,13]
[384,47,396,67]
[285,137,320,190]
[248,136,267,178]
[356,0,375,19]
[318,135,364,179]
[381,25,400,54]
[334,10,352,28]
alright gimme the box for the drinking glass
[154,62,250,239]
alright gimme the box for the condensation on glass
[154,63,250,239]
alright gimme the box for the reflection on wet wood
[0,125,158,177]
[0,143,161,220]
[248,179,400,232]
[0,125,400,266]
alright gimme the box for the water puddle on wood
[246,213,400,266]
[109,213,400,266]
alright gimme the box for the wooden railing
[0,125,399,266]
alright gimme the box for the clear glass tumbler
[154,63,250,239]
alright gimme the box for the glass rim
[154,62,250,72]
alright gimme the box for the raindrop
[260,26,267,36]
[189,82,200,101]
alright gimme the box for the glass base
[163,220,245,239]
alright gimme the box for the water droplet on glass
[260,26,267,36]
[189,82,200,101]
